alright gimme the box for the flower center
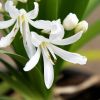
[40,42,56,64]
[41,42,48,48]
[19,9,27,22]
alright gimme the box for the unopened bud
[63,13,79,30]
[75,21,88,33]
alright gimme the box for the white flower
[0,1,39,58]
[23,20,87,89]
[63,13,79,30]
[75,20,88,33]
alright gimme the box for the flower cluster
[0,1,88,89]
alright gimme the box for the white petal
[31,31,49,47]
[22,20,36,58]
[23,47,41,71]
[0,22,19,48]
[42,50,54,89]
[51,44,87,65]
[28,19,51,31]
[27,2,39,19]
[49,19,64,40]
[5,1,19,18]
[31,32,42,47]
[51,31,83,45]
[0,19,16,29]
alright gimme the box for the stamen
[41,43,54,65]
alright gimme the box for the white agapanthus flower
[23,19,87,89]
[0,1,39,58]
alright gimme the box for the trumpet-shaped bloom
[0,1,39,58]
[23,20,87,89]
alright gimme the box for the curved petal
[23,47,41,71]
[5,1,19,18]
[28,19,51,31]
[0,22,19,48]
[22,20,36,58]
[0,19,16,29]
[31,31,49,47]
[51,31,83,45]
[42,50,54,89]
[31,32,42,47]
[27,2,39,19]
[51,44,87,65]
[49,19,64,40]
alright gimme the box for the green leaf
[12,32,27,58]
[58,0,90,20]
[0,58,23,81]
[84,0,100,18]
[0,97,15,100]
[0,71,35,99]
[44,0,61,20]
[38,0,59,20]
[0,59,31,87]
[27,67,47,97]
[0,50,27,65]
[70,20,100,51]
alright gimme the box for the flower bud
[75,21,88,33]
[63,13,79,30]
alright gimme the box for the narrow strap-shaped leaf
[59,0,90,20]
[0,58,23,81]
[70,20,100,51]
[0,59,32,86]
[38,0,61,20]
[0,50,27,65]
[84,0,100,18]
[45,0,61,20]
[12,32,27,58]
[0,71,34,98]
